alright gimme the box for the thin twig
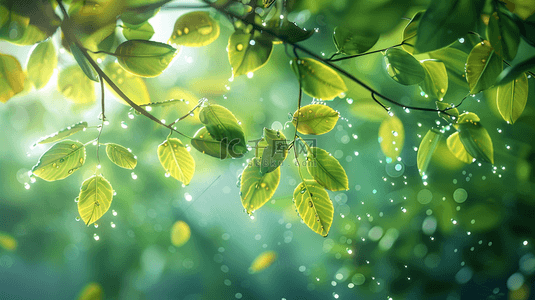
[327,43,403,62]
[168,98,206,127]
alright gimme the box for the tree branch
[199,0,449,115]
[56,0,193,140]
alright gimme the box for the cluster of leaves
[2,0,535,239]
[327,0,531,178]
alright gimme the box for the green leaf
[77,175,113,226]
[198,104,247,157]
[70,43,99,82]
[122,22,154,40]
[170,220,191,247]
[104,62,150,106]
[419,59,448,100]
[33,121,88,146]
[487,5,520,61]
[0,1,60,46]
[306,146,349,191]
[268,20,314,44]
[240,158,281,213]
[496,73,528,124]
[384,48,426,85]
[191,126,228,159]
[428,47,469,88]
[105,143,137,169]
[349,99,389,122]
[77,282,104,300]
[333,25,379,55]
[378,116,405,159]
[457,112,480,124]
[121,6,160,26]
[168,11,220,47]
[0,231,16,251]
[292,104,339,135]
[401,11,424,54]
[415,0,485,53]
[32,140,86,181]
[260,128,288,174]
[0,53,25,103]
[291,58,347,100]
[228,29,273,77]
[436,101,459,123]
[249,250,277,274]
[115,40,177,77]
[496,55,535,85]
[58,65,96,104]
[447,131,473,164]
[417,129,442,176]
[293,180,334,237]
[26,40,57,89]
[466,40,503,94]
[157,138,195,185]
[458,120,494,164]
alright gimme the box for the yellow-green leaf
[240,158,281,213]
[419,59,448,100]
[260,128,288,174]
[77,282,103,300]
[417,129,442,176]
[228,29,273,77]
[384,48,426,85]
[429,47,469,88]
[104,62,150,105]
[401,11,424,54]
[349,99,389,122]
[0,53,25,103]
[291,58,347,100]
[105,143,137,169]
[333,25,379,55]
[446,131,474,164]
[466,40,503,94]
[0,232,17,251]
[378,116,404,159]
[436,101,460,123]
[33,121,88,146]
[77,175,113,225]
[249,250,277,273]
[306,146,348,191]
[458,120,494,164]
[157,138,195,185]
[191,126,228,159]
[58,65,96,104]
[293,180,334,237]
[496,73,528,124]
[198,104,247,157]
[170,220,191,247]
[115,40,177,77]
[488,6,520,61]
[70,43,99,82]
[168,11,220,47]
[123,22,154,40]
[26,40,57,89]
[32,140,86,181]
[292,104,339,135]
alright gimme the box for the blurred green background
[2,1,535,299]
